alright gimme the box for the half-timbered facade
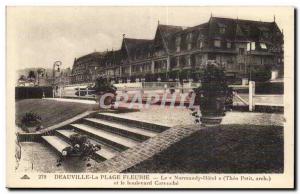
[70,16,284,84]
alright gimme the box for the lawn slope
[125,124,283,173]
[16,99,97,128]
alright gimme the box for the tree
[18,75,26,81]
[28,70,36,79]
[91,77,117,94]
[37,68,45,77]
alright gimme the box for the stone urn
[95,91,116,109]
[194,63,229,126]
[199,94,226,126]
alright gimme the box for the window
[208,54,216,60]
[278,58,282,63]
[186,55,191,66]
[239,48,245,55]
[251,42,256,50]
[214,40,221,48]
[170,57,177,68]
[227,42,232,48]
[260,43,267,49]
[196,55,202,66]
[199,41,203,48]
[187,33,193,41]
[187,43,192,50]
[175,36,181,52]
[197,39,204,49]
[180,56,187,67]
[246,42,256,51]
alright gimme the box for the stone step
[70,124,138,150]
[95,113,170,133]
[83,118,158,141]
[41,135,70,155]
[56,129,118,160]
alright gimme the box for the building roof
[158,24,184,38]
[208,17,282,42]
[76,51,106,62]
[123,38,153,59]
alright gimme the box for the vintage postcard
[6,6,294,188]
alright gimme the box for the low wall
[17,133,42,142]
[15,86,53,100]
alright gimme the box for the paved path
[44,98,97,104]
[43,98,284,127]
[16,142,99,173]
[118,105,284,127]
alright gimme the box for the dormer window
[262,31,269,38]
[260,43,267,49]
[220,27,226,34]
[218,23,226,34]
[187,33,193,41]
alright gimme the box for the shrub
[20,112,42,132]
[251,67,272,82]
[90,77,117,95]
[68,134,101,158]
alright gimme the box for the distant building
[70,52,106,84]
[70,16,284,84]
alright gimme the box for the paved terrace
[44,98,284,127]
[111,104,284,127]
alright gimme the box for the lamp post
[52,61,62,97]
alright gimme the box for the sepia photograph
[6,6,294,188]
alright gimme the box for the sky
[7,6,292,70]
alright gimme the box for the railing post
[249,81,255,111]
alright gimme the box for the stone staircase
[41,112,170,162]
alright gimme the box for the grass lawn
[16,99,98,128]
[125,124,283,173]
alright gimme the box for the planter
[95,92,116,109]
[200,116,223,126]
[200,95,226,126]
[21,121,42,133]
[193,64,230,126]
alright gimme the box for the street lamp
[52,61,62,97]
